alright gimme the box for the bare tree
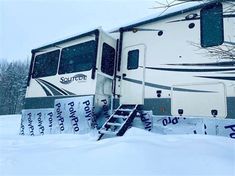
[152,0,235,60]
[152,0,235,16]
[189,41,235,60]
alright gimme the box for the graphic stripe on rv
[36,79,65,96]
[36,79,76,96]
[166,61,235,67]
[197,76,235,81]
[38,79,70,95]
[60,88,76,95]
[35,79,52,96]
[123,77,214,93]
[144,67,235,72]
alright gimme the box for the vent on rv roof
[188,23,195,29]
[158,31,163,36]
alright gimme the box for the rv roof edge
[31,28,102,53]
[121,0,224,31]
[109,0,230,33]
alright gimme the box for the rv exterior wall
[117,2,235,118]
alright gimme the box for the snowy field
[0,115,234,176]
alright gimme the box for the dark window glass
[59,40,96,74]
[127,49,139,70]
[101,43,115,76]
[32,50,60,78]
[200,3,224,47]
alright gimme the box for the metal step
[118,109,132,112]
[120,105,136,109]
[98,129,117,135]
[106,122,122,127]
[112,115,128,119]
[97,104,139,140]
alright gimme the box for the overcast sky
[0,0,163,61]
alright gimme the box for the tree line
[0,60,29,115]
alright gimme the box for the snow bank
[0,115,21,135]
[0,115,235,176]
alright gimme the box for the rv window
[59,40,96,74]
[127,50,139,70]
[101,43,115,76]
[200,3,224,47]
[32,50,60,78]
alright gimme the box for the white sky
[0,0,164,61]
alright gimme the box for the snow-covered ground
[0,115,234,176]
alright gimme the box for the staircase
[97,104,139,140]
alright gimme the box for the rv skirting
[24,95,86,109]
[227,97,235,119]
[24,96,235,119]
[113,97,235,119]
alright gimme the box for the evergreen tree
[0,60,29,115]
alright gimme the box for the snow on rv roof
[32,27,102,53]
[110,0,221,32]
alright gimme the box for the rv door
[120,44,146,105]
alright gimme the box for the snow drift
[0,115,234,176]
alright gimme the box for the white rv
[111,0,235,119]
[22,0,235,137]
[25,29,116,115]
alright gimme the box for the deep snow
[0,115,234,176]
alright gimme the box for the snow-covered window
[200,3,224,47]
[101,43,115,76]
[127,49,139,70]
[59,40,96,74]
[32,50,60,78]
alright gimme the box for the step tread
[98,129,117,135]
[106,122,123,126]
[98,104,139,140]
[118,108,133,112]
[112,115,128,119]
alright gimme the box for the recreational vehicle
[25,29,116,117]
[21,0,235,137]
[111,0,235,119]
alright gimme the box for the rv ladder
[98,104,139,140]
